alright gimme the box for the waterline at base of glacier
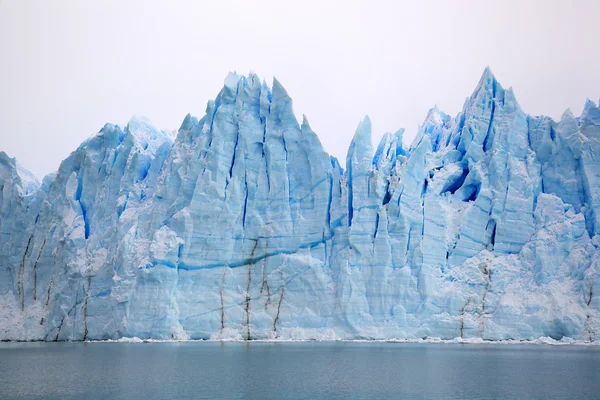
[83,336,600,345]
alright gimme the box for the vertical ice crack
[482,76,497,152]
[219,269,226,331]
[326,174,333,230]
[172,243,184,339]
[82,275,91,341]
[54,315,66,341]
[242,170,249,229]
[53,299,77,341]
[459,298,471,338]
[373,212,379,241]
[45,276,54,306]
[245,264,252,340]
[229,125,239,179]
[80,201,90,239]
[481,263,492,313]
[421,179,428,239]
[347,160,354,227]
[74,157,90,239]
[273,270,285,335]
[262,119,271,193]
[281,131,293,229]
[479,261,493,336]
[245,241,258,340]
[19,235,33,310]
[45,243,63,308]
[224,121,240,200]
[382,181,392,205]
[32,238,46,302]
[405,228,412,266]
[482,100,496,152]
[585,281,595,342]
[577,157,596,237]
[260,257,271,309]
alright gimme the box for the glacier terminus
[1,68,599,342]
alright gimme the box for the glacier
[1,68,599,341]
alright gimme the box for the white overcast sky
[1,0,599,176]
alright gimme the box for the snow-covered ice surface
[1,69,599,342]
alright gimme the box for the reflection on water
[0,342,599,400]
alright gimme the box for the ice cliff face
[1,69,599,341]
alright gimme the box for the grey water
[0,342,599,400]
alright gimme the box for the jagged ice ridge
[1,68,599,341]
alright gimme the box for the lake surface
[0,342,599,399]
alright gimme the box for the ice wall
[1,69,598,341]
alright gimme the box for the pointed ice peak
[581,98,600,127]
[205,99,216,116]
[423,105,449,126]
[0,151,16,169]
[179,113,198,133]
[481,66,495,80]
[393,127,405,141]
[583,98,598,114]
[81,122,123,150]
[558,107,578,135]
[271,77,296,124]
[478,66,498,89]
[127,115,156,128]
[394,128,407,156]
[410,105,449,153]
[99,122,119,134]
[0,151,15,166]
[373,132,396,170]
[247,72,260,86]
[330,155,343,174]
[272,77,290,100]
[380,131,392,143]
[222,73,261,106]
[301,114,328,156]
[301,114,312,130]
[126,116,173,153]
[0,151,40,194]
[15,161,40,194]
[470,66,501,101]
[260,79,272,100]
[218,72,242,104]
[374,127,406,160]
[429,104,441,117]
[259,80,272,120]
[346,116,373,167]
[127,115,162,137]
[561,108,575,121]
[242,72,262,97]
[224,72,241,92]
[502,87,520,113]
[353,115,372,146]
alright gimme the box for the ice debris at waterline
[1,68,599,342]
